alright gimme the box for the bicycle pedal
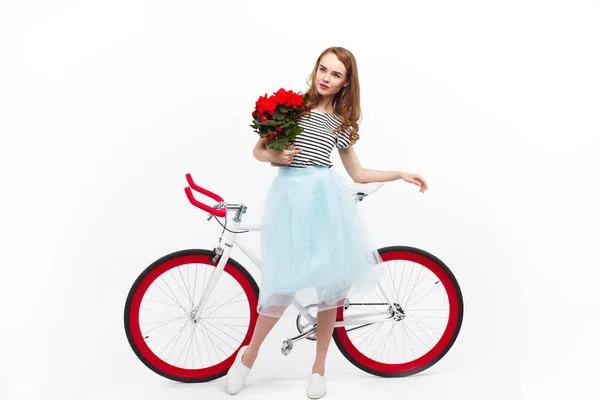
[281,339,293,356]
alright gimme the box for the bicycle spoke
[383,262,398,303]
[202,282,240,313]
[143,297,190,310]
[159,319,190,362]
[393,260,404,303]
[397,260,408,304]
[175,326,195,366]
[203,319,250,329]
[152,280,189,313]
[392,324,399,363]
[198,321,224,361]
[407,284,444,309]
[371,325,393,362]
[191,263,199,309]
[159,275,189,312]
[383,326,396,363]
[176,266,194,309]
[405,315,442,343]
[141,314,188,335]
[401,320,430,352]
[359,322,386,355]
[201,292,245,318]
[348,323,380,343]
[192,323,204,369]
[202,318,246,344]
[401,322,417,360]
[402,270,431,308]
[201,320,238,355]
[168,268,193,308]
[140,306,186,320]
[402,262,417,305]
[188,323,197,369]
[194,323,215,366]
[351,323,382,348]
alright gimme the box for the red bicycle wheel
[124,249,259,382]
[333,246,463,377]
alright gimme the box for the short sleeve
[336,131,352,149]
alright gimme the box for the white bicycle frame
[192,193,397,330]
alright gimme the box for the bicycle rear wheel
[124,249,259,382]
[333,246,463,377]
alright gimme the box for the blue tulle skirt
[258,166,382,317]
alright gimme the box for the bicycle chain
[346,323,374,332]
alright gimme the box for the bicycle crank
[281,324,317,355]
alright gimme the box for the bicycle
[124,173,464,383]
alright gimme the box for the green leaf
[289,125,303,138]
[272,110,285,121]
[266,140,286,151]
[260,119,280,126]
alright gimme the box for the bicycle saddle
[346,182,384,196]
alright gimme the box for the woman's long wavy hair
[302,47,361,145]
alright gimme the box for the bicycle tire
[333,245,463,377]
[124,249,259,383]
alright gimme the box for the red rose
[261,115,267,122]
[276,126,282,132]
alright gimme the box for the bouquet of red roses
[250,88,307,151]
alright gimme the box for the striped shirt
[284,111,352,168]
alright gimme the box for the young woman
[226,46,428,399]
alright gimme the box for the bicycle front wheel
[333,246,463,377]
[124,249,259,382]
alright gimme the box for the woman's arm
[253,137,274,162]
[339,146,428,192]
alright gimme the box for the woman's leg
[241,313,282,368]
[312,307,338,375]
[242,294,293,368]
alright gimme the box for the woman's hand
[400,172,428,193]
[253,137,302,164]
[270,147,302,165]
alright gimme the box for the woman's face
[315,52,349,97]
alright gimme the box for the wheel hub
[388,303,406,321]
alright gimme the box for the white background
[1,1,599,399]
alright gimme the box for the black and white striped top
[284,110,352,168]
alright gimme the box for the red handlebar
[184,173,227,217]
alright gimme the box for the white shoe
[306,373,327,399]
[226,346,251,395]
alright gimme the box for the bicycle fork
[190,208,244,319]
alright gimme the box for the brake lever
[207,202,226,220]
